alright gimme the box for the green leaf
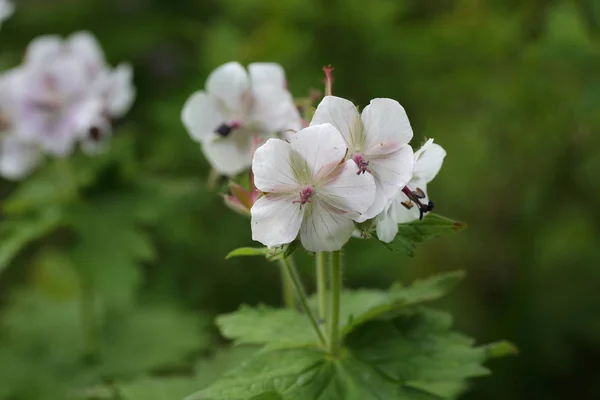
[66,197,155,310]
[226,247,270,259]
[117,377,210,400]
[217,272,464,350]
[0,209,62,276]
[226,243,299,262]
[383,214,466,256]
[94,306,209,378]
[192,308,501,400]
[113,347,259,400]
[0,289,209,399]
[217,305,317,349]
[481,340,519,359]
[340,271,465,335]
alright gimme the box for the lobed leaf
[217,272,465,351]
[216,305,317,349]
[193,308,503,400]
[0,209,63,276]
[383,214,466,256]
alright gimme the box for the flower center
[293,185,314,208]
[214,120,241,137]
[401,186,435,220]
[352,153,370,175]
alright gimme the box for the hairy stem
[79,272,98,362]
[328,250,342,356]
[316,252,328,338]
[281,256,327,347]
[279,259,295,309]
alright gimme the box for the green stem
[316,252,328,333]
[281,256,327,347]
[79,272,98,362]
[279,259,295,309]
[328,250,342,356]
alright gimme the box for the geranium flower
[0,69,41,180]
[251,123,376,252]
[310,96,414,221]
[12,32,134,155]
[181,61,302,176]
[376,139,446,242]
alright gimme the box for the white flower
[181,61,302,176]
[376,139,446,242]
[0,0,14,29]
[11,32,135,155]
[251,123,376,252]
[310,96,414,222]
[0,69,41,180]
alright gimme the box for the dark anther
[401,186,435,220]
[89,126,101,141]
[414,188,426,199]
[215,123,234,137]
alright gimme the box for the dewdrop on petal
[250,123,376,252]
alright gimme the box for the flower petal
[368,143,414,203]
[252,138,299,193]
[299,198,355,252]
[413,139,446,183]
[355,184,388,222]
[251,84,302,134]
[201,129,253,176]
[25,35,63,65]
[251,193,304,248]
[181,91,224,142]
[67,31,106,70]
[102,63,136,117]
[0,135,41,180]
[361,98,413,149]
[289,123,347,183]
[319,159,376,219]
[206,61,249,111]
[310,96,362,150]
[376,209,398,243]
[248,62,286,88]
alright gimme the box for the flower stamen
[214,120,241,137]
[401,186,434,220]
[293,186,314,208]
[352,153,370,175]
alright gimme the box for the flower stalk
[316,252,328,339]
[328,250,342,356]
[79,272,98,362]
[281,256,327,346]
[278,259,296,309]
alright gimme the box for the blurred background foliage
[1,0,600,399]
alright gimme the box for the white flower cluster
[0,0,13,29]
[182,63,445,252]
[182,62,302,176]
[0,31,135,179]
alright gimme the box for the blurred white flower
[310,96,414,222]
[376,139,446,242]
[0,69,42,180]
[251,123,376,252]
[11,31,135,156]
[181,61,302,176]
[0,0,14,29]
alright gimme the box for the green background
[1,0,600,399]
